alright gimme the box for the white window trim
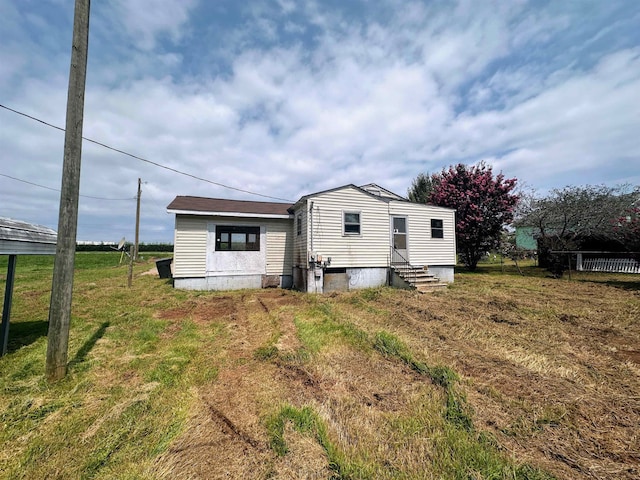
[343,210,362,236]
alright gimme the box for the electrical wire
[0,173,135,201]
[0,103,294,202]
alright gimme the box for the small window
[344,212,361,235]
[296,213,302,236]
[216,226,260,251]
[431,219,444,239]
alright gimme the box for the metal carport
[1,217,57,356]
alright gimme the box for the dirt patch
[614,349,640,364]
[157,296,237,322]
[154,392,273,480]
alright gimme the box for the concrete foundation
[175,275,292,291]
[427,265,455,283]
[296,266,389,293]
[347,267,388,289]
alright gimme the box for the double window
[431,219,444,239]
[343,211,361,235]
[216,226,260,251]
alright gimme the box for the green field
[1,253,638,479]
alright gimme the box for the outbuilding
[1,217,57,356]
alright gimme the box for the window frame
[430,219,444,239]
[215,225,261,251]
[343,211,362,236]
[296,212,303,236]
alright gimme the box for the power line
[0,103,294,202]
[0,173,134,201]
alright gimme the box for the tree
[516,184,639,269]
[414,162,518,270]
[407,173,438,204]
[613,206,640,259]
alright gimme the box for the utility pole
[134,178,141,260]
[46,0,91,382]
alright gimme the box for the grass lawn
[1,253,638,479]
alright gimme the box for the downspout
[387,202,391,286]
[309,201,317,293]
[309,201,314,252]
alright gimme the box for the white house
[167,184,456,293]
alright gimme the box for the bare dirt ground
[151,273,640,479]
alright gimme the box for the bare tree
[517,184,639,272]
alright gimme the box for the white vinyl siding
[306,187,390,268]
[173,215,208,278]
[292,202,308,267]
[266,219,293,275]
[389,201,456,265]
[174,215,293,278]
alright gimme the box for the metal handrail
[390,247,417,286]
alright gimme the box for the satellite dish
[117,237,126,250]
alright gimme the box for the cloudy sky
[1,0,639,243]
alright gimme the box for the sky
[1,0,639,243]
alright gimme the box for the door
[391,216,408,264]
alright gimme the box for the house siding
[301,187,390,268]
[388,201,456,266]
[173,216,208,278]
[173,214,292,279]
[293,201,308,267]
[266,220,294,276]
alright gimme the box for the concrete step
[393,265,446,292]
[393,268,431,276]
[416,283,448,292]
[411,272,438,280]
[411,277,441,285]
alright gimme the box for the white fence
[577,254,640,274]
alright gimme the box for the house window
[431,219,444,239]
[344,211,361,235]
[216,226,260,251]
[296,213,303,236]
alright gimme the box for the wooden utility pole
[134,178,141,260]
[46,0,91,382]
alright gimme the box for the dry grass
[1,256,638,479]
[341,267,640,479]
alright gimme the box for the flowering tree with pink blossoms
[423,162,519,270]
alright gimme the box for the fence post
[128,245,134,287]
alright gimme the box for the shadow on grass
[455,264,546,277]
[69,321,110,366]
[579,278,640,291]
[6,320,48,353]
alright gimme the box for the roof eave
[167,209,292,219]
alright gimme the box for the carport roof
[0,217,57,255]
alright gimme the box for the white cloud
[1,0,639,241]
[109,0,197,51]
